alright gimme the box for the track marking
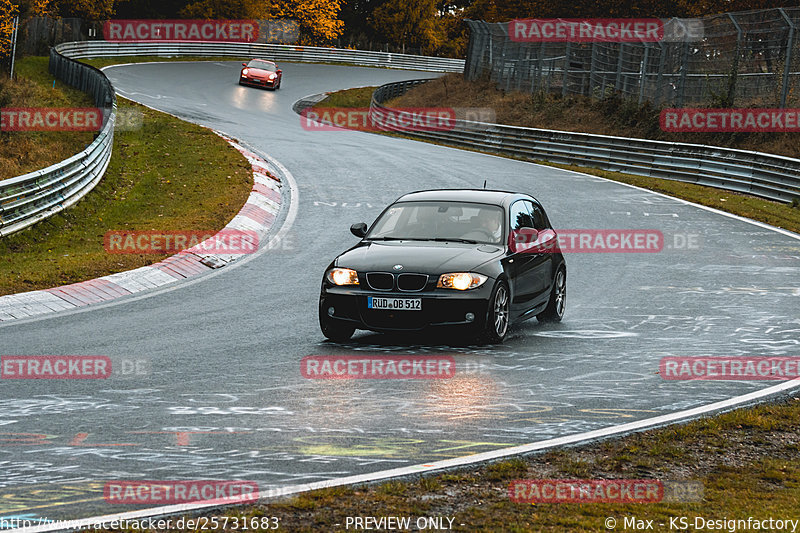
[10,67,800,530]
[22,379,800,533]
[0,144,298,330]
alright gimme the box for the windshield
[366,201,505,244]
[246,60,276,71]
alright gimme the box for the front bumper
[320,283,494,332]
[239,76,277,88]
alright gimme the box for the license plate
[367,297,421,311]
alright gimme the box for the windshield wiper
[366,237,479,244]
[365,236,411,241]
[424,237,479,244]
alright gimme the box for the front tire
[537,267,566,322]
[480,280,510,344]
[319,305,355,342]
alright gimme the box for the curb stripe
[0,133,282,321]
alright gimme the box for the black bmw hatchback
[319,189,566,343]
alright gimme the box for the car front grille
[365,272,429,292]
[397,273,428,292]
[365,272,394,291]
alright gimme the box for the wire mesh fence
[16,17,302,58]
[19,17,103,56]
[464,7,800,108]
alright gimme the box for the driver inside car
[474,208,503,243]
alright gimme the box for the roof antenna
[483,180,487,189]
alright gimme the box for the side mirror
[242,63,247,66]
[350,222,368,238]
[508,228,538,253]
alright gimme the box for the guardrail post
[778,8,796,108]
[726,13,743,108]
[615,43,625,93]
[562,41,572,96]
[534,41,545,92]
[677,39,690,107]
[589,41,598,98]
[499,22,512,91]
[639,43,650,105]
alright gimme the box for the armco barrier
[55,41,465,72]
[370,80,800,204]
[0,49,115,237]
[0,42,462,237]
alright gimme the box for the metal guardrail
[370,79,800,204]
[55,41,465,73]
[0,49,116,237]
[0,42,463,238]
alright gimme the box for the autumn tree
[264,0,344,44]
[44,0,130,19]
[179,0,268,19]
[339,0,383,43]
[26,0,51,16]
[0,0,17,58]
[114,0,187,19]
[370,0,443,53]
[180,0,343,44]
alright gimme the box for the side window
[525,201,548,230]
[509,201,534,231]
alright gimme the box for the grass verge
[312,86,378,109]
[310,86,800,234]
[392,74,800,159]
[0,57,252,296]
[89,395,800,532]
[0,57,96,177]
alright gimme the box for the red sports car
[239,59,282,90]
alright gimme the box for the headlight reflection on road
[231,83,278,113]
[420,371,500,423]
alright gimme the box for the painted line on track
[0,142,299,330]
[21,378,800,532]
[10,68,800,531]
[0,63,300,329]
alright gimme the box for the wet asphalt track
[0,61,799,523]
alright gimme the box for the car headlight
[437,273,488,290]
[242,68,249,76]
[268,73,276,80]
[326,267,359,286]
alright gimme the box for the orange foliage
[0,0,17,58]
